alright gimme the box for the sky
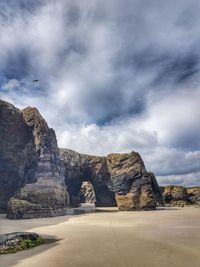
[0,0,200,186]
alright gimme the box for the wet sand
[0,207,200,267]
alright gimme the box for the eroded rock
[80,181,96,204]
[0,100,37,213]
[161,185,200,206]
[0,99,163,216]
[59,149,116,207]
[60,149,163,211]
[107,153,158,210]
[0,100,68,219]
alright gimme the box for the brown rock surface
[187,187,200,204]
[60,149,163,210]
[79,181,96,204]
[0,99,163,216]
[107,152,159,210]
[161,185,200,206]
[148,172,164,206]
[160,185,187,206]
[59,149,116,207]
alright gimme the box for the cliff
[0,99,163,218]
[161,185,200,207]
[0,99,68,219]
[0,100,37,213]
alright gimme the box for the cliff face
[161,185,200,206]
[186,187,200,204]
[60,149,163,211]
[0,100,68,219]
[106,153,163,210]
[0,99,163,217]
[0,100,37,213]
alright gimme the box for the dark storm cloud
[2,48,31,79]
[0,0,200,185]
[170,129,200,151]
[153,54,199,85]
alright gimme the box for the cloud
[2,79,21,90]
[57,121,158,156]
[0,0,200,186]
[158,172,200,187]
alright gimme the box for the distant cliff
[0,99,163,219]
[161,185,200,207]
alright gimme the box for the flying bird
[33,79,39,83]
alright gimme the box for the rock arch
[59,149,117,207]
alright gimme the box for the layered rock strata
[80,182,96,204]
[161,185,200,206]
[0,100,37,213]
[60,149,163,210]
[186,187,200,204]
[0,99,163,216]
[0,100,68,219]
[107,153,161,210]
[59,149,116,208]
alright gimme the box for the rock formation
[161,185,200,206]
[0,100,68,219]
[186,187,200,204]
[106,153,162,210]
[0,232,43,254]
[148,172,164,206]
[60,149,163,211]
[0,99,163,218]
[59,149,116,208]
[79,182,96,204]
[0,100,37,213]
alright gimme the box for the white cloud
[0,1,200,186]
[158,172,200,187]
[2,79,21,90]
[141,88,200,146]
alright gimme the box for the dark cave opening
[66,173,117,208]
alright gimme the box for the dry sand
[0,207,200,267]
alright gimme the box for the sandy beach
[0,207,200,267]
